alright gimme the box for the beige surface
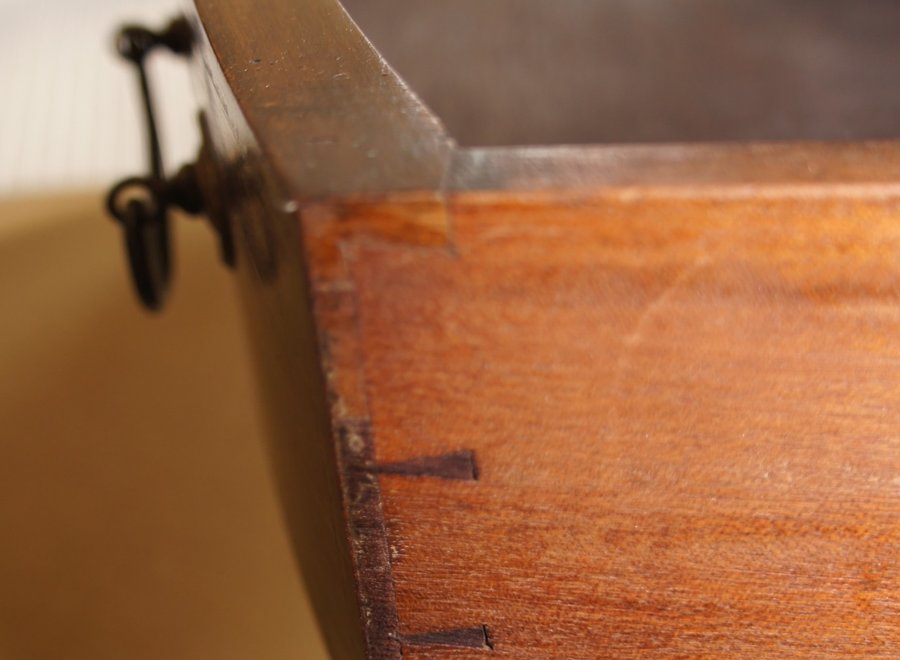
[0,194,327,659]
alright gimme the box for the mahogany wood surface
[302,154,900,658]
[187,0,900,657]
[192,0,451,200]
[189,6,369,657]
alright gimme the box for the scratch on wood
[402,625,494,651]
[373,450,479,481]
[623,253,712,348]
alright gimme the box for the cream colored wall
[0,194,328,659]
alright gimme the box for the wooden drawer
[186,1,900,657]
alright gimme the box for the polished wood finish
[189,6,369,656]
[303,150,900,658]
[187,0,900,657]
[193,0,451,200]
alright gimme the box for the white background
[0,0,198,196]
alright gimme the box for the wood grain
[449,142,900,194]
[192,0,452,201]
[186,0,900,657]
[301,162,900,657]
[189,9,370,659]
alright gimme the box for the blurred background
[0,1,327,657]
[0,0,195,195]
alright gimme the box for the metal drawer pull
[106,16,233,311]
